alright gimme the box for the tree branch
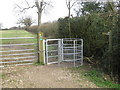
[66,0,77,10]
[20,5,36,12]
[70,1,76,8]
[15,0,53,26]
[66,0,69,9]
[16,4,22,9]
[25,0,30,7]
[35,1,40,12]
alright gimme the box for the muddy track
[1,64,98,88]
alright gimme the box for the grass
[0,73,7,79]
[72,65,120,89]
[33,62,45,66]
[0,30,35,37]
[84,69,120,89]
[0,30,37,44]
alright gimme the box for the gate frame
[45,38,83,66]
[45,39,62,65]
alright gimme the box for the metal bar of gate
[81,39,83,66]
[0,52,37,57]
[47,44,58,46]
[0,43,36,47]
[46,39,61,41]
[0,49,35,53]
[74,40,76,67]
[58,40,61,65]
[63,47,81,49]
[0,60,34,64]
[63,38,82,41]
[63,53,81,55]
[48,55,58,58]
[61,39,64,61]
[0,37,36,39]
[0,56,37,60]
[47,50,58,53]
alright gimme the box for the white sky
[0,0,70,28]
[0,0,118,28]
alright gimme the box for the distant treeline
[1,26,25,30]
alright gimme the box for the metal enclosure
[45,38,83,66]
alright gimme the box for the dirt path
[1,64,98,88]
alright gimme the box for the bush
[58,14,108,58]
[27,25,38,34]
[27,21,59,38]
[57,12,119,83]
[38,21,59,38]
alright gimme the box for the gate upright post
[37,32,40,63]
[58,39,61,66]
[61,39,64,61]
[45,40,48,64]
[73,40,76,67]
[81,39,83,66]
[37,32,45,64]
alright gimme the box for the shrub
[27,21,59,38]
[38,21,59,38]
[27,25,38,34]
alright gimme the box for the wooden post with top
[37,32,45,64]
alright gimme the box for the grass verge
[0,73,7,79]
[71,65,120,89]
[84,69,120,89]
[33,62,44,66]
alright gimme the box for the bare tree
[65,0,78,37]
[16,0,52,27]
[66,0,77,18]
[17,16,34,29]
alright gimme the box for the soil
[0,63,99,88]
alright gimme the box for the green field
[0,30,37,44]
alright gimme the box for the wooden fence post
[37,32,45,64]
[37,32,40,63]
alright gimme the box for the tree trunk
[35,0,43,27]
[68,1,70,18]
[38,13,42,27]
[68,1,71,38]
[117,1,120,84]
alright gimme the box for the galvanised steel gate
[0,37,37,68]
[45,38,83,66]
[45,39,61,65]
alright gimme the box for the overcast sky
[0,0,117,28]
[0,0,71,28]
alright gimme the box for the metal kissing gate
[45,38,83,66]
